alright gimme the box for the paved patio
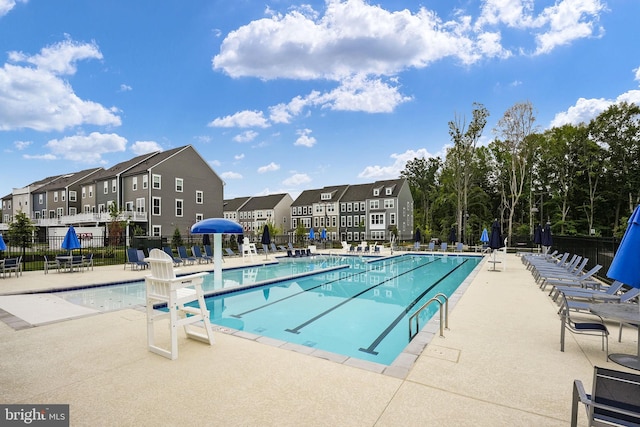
[0,250,637,426]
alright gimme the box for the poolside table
[590,303,640,371]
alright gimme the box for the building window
[370,200,379,209]
[196,191,203,204]
[98,204,105,213]
[89,186,93,197]
[373,188,380,196]
[386,187,393,195]
[112,179,117,193]
[81,188,86,199]
[136,198,145,213]
[196,213,203,222]
[152,225,161,237]
[84,205,91,213]
[61,191,65,202]
[152,197,161,216]
[69,207,77,215]
[142,175,148,189]
[104,182,108,194]
[38,194,43,204]
[175,178,183,192]
[175,199,183,217]
[390,213,396,225]
[54,192,58,202]
[370,213,385,225]
[152,174,161,189]
[69,191,77,202]
[384,199,394,209]
[347,203,352,212]
[125,201,134,211]
[56,207,63,217]
[132,177,137,191]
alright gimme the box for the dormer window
[373,188,380,196]
[320,192,332,200]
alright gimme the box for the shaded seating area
[125,248,149,270]
[144,248,214,360]
[571,366,640,426]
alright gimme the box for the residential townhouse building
[293,179,413,243]
[0,145,224,240]
[1,174,65,230]
[223,197,251,222]
[290,185,349,242]
[236,193,294,239]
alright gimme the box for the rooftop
[0,250,637,426]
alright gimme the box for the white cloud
[44,132,127,163]
[23,153,56,161]
[207,110,269,128]
[234,153,245,160]
[0,39,121,132]
[0,0,26,18]
[119,84,132,92]
[294,129,316,147]
[14,140,31,150]
[282,173,311,186]
[233,130,258,142]
[131,141,162,155]
[550,90,640,127]
[221,171,243,179]
[358,148,434,179]
[257,162,280,173]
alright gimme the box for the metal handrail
[409,293,449,340]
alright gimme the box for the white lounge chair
[144,248,214,360]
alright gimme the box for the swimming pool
[197,254,481,365]
[57,254,481,366]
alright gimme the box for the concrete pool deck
[0,250,638,426]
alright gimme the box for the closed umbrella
[541,222,553,252]
[449,227,456,244]
[321,228,327,240]
[202,233,211,247]
[261,225,271,260]
[488,220,503,271]
[61,226,81,253]
[533,224,542,245]
[414,228,421,250]
[480,228,489,244]
[309,228,315,240]
[0,234,6,252]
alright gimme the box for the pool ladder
[409,293,449,340]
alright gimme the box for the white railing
[32,211,147,227]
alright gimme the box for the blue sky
[1,0,639,202]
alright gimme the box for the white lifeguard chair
[144,248,214,360]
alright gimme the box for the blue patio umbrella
[489,220,503,250]
[61,226,81,252]
[533,224,542,245]
[309,227,315,240]
[541,222,553,247]
[607,205,640,289]
[191,218,243,284]
[321,228,327,240]
[480,228,489,244]
[0,234,6,251]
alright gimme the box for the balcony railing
[32,211,147,227]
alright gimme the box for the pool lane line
[284,258,439,335]
[358,259,469,355]
[228,256,421,319]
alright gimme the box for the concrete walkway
[0,251,637,426]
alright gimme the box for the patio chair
[224,248,238,257]
[571,366,640,427]
[428,241,435,251]
[177,246,196,265]
[162,247,183,266]
[83,253,94,271]
[125,248,148,270]
[43,255,60,274]
[558,293,609,361]
[70,255,84,272]
[547,265,604,299]
[341,241,350,252]
[455,242,463,252]
[144,248,214,360]
[270,243,279,253]
[562,286,639,314]
[2,257,22,278]
[191,246,212,264]
[440,242,448,252]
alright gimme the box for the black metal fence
[550,236,620,283]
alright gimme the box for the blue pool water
[57,254,481,366]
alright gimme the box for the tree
[401,156,441,234]
[447,102,489,243]
[492,101,538,245]
[171,227,183,248]
[107,203,126,246]
[7,211,38,261]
